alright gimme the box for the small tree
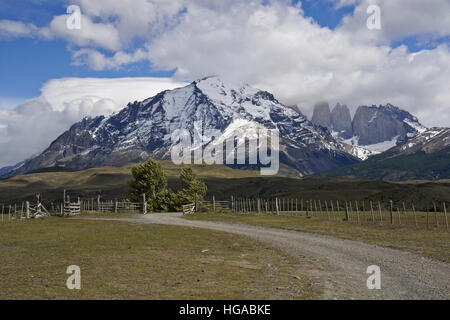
[178,167,207,205]
[128,159,169,212]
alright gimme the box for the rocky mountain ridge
[4,77,358,178]
[311,102,427,159]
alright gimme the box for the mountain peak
[5,79,358,178]
[193,76,259,102]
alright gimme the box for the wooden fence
[63,200,81,216]
[0,195,52,220]
[81,200,144,213]
[80,194,146,214]
[196,196,231,213]
[226,197,449,232]
[182,203,196,215]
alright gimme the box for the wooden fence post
[26,201,30,219]
[444,202,448,232]
[305,200,309,217]
[142,193,147,215]
[336,200,340,221]
[213,195,216,214]
[355,201,360,224]
[412,203,418,228]
[370,201,375,223]
[389,200,393,225]
[433,202,439,229]
[344,201,349,221]
[314,200,318,217]
[349,201,353,221]
[378,201,383,224]
[402,202,408,226]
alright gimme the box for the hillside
[1,162,449,210]
[318,128,450,181]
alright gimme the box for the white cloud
[45,14,122,51]
[72,0,185,45]
[0,20,39,38]
[0,77,185,167]
[338,0,450,43]
[146,1,450,127]
[72,48,149,70]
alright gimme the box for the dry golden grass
[0,217,319,300]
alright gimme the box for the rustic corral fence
[80,197,145,214]
[196,196,449,232]
[1,191,447,232]
[182,203,196,215]
[0,194,52,221]
[0,191,148,222]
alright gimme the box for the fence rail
[224,197,449,231]
[182,203,196,215]
[63,200,81,216]
[1,192,448,232]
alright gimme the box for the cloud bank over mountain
[0,77,185,167]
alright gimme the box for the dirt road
[81,213,449,299]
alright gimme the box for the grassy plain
[0,217,319,299]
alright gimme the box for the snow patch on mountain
[342,135,399,160]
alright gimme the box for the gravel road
[81,213,449,300]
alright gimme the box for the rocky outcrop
[310,101,427,159]
[330,103,353,139]
[319,127,450,181]
[311,101,331,129]
[352,104,425,146]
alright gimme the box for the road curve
[80,213,449,300]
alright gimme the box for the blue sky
[0,0,174,103]
[2,0,445,105]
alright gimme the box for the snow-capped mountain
[0,160,26,177]
[319,127,450,181]
[311,102,427,160]
[393,127,450,156]
[5,77,358,177]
